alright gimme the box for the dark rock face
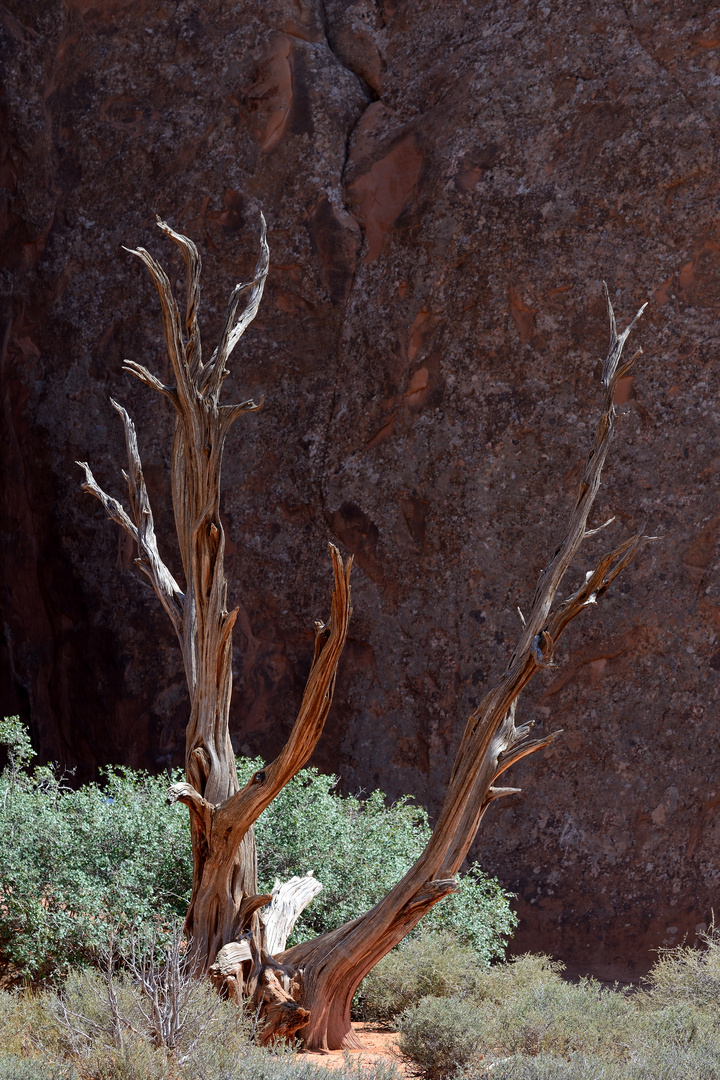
[3,0,720,979]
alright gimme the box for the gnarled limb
[79,217,351,979]
[183,544,352,967]
[281,289,652,1051]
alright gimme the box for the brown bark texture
[79,218,650,1049]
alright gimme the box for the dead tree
[78,216,353,972]
[79,217,651,1050]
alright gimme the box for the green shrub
[240,760,517,956]
[397,994,483,1080]
[0,719,193,980]
[0,718,517,983]
[356,930,482,1023]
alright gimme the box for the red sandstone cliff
[2,0,720,978]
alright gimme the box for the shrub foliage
[0,720,516,982]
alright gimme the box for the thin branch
[155,216,203,382]
[77,461,138,543]
[219,396,265,436]
[494,730,563,779]
[110,399,185,637]
[510,291,648,665]
[122,359,179,407]
[123,244,194,407]
[484,786,522,802]
[202,213,269,400]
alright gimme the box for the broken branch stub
[261,874,323,957]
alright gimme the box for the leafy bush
[356,930,482,1023]
[0,720,192,980]
[397,994,483,1080]
[0,720,516,982]
[239,760,517,956]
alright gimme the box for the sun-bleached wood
[261,874,324,956]
[79,218,650,1050]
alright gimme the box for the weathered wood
[280,287,652,1050]
[208,935,253,999]
[79,217,352,971]
[261,873,323,956]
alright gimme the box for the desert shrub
[0,1055,75,1080]
[461,1042,720,1080]
[356,930,482,1022]
[182,1046,400,1080]
[397,994,483,1080]
[0,983,400,1080]
[461,955,633,1060]
[451,951,720,1079]
[0,721,515,982]
[240,760,517,955]
[642,922,720,1010]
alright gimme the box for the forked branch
[76,403,184,641]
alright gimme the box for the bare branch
[494,729,563,779]
[123,244,194,407]
[109,399,184,637]
[122,359,178,407]
[77,460,138,543]
[202,213,269,400]
[215,543,352,837]
[155,216,203,381]
[583,515,615,541]
[484,786,522,802]
[511,292,648,663]
[281,295,653,1050]
[219,395,264,436]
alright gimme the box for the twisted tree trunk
[78,217,352,974]
[279,289,652,1049]
[79,217,651,1050]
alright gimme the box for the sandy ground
[299,1023,408,1074]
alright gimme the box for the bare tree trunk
[78,218,352,974]
[79,217,650,1050]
